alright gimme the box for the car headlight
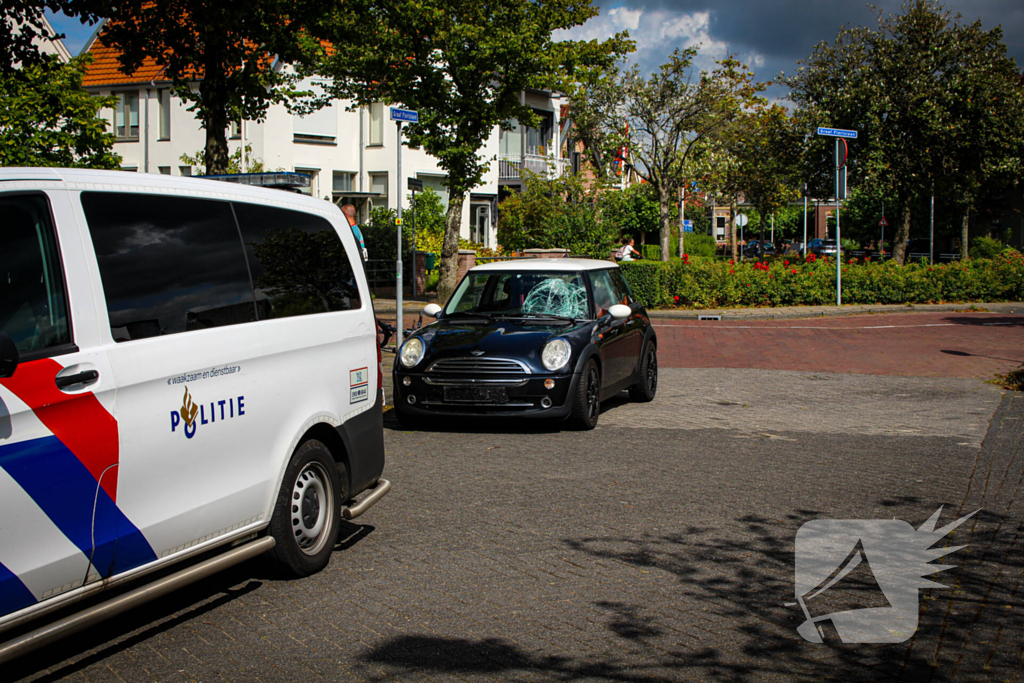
[400,337,425,368]
[541,338,571,371]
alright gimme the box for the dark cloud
[598,0,1023,90]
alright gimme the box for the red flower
[928,267,933,271]
[730,269,735,274]
[674,295,680,301]
[791,269,797,274]
[729,259,735,265]
[783,260,790,266]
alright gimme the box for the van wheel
[629,343,658,402]
[569,359,601,430]
[266,440,344,577]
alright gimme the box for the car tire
[629,342,658,403]
[266,439,344,577]
[569,358,601,430]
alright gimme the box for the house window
[229,119,242,139]
[716,216,726,238]
[295,168,319,197]
[158,166,170,175]
[499,120,522,157]
[369,102,383,146]
[179,166,192,176]
[158,89,171,140]
[369,172,387,196]
[294,103,338,144]
[332,171,355,193]
[115,92,139,140]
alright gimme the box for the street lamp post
[390,106,419,348]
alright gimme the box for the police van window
[233,202,361,317]
[0,195,71,356]
[82,192,257,341]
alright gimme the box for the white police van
[0,168,389,659]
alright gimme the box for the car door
[607,268,644,376]
[588,269,631,388]
[0,188,137,620]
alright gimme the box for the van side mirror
[422,303,443,319]
[609,304,631,320]
[0,332,18,378]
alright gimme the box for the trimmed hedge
[619,251,1024,309]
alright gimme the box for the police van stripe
[0,436,156,579]
[0,561,35,616]
[0,358,121,501]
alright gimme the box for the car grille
[426,357,531,375]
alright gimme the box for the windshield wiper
[497,313,582,324]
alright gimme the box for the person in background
[341,204,368,261]
[615,236,642,262]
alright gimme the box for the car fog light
[402,376,412,386]
[407,395,417,404]
[544,379,555,389]
[540,397,552,408]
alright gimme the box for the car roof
[0,167,342,217]
[470,258,617,272]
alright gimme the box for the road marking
[653,323,959,330]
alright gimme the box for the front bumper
[392,370,581,418]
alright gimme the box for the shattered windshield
[445,271,590,319]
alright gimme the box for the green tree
[314,0,630,302]
[180,143,267,174]
[497,171,618,258]
[582,50,760,262]
[599,183,663,242]
[2,1,97,73]
[731,104,803,252]
[786,0,1024,264]
[95,0,324,174]
[0,54,119,168]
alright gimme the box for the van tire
[266,440,344,577]
[569,359,601,430]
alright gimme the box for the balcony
[499,153,569,181]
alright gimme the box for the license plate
[443,387,508,403]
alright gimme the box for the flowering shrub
[619,252,1024,309]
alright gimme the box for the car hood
[405,317,592,372]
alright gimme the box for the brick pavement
[652,312,1024,378]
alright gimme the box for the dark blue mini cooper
[393,259,657,429]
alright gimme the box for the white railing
[499,153,569,180]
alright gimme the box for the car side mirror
[0,331,19,378]
[609,304,631,320]
[422,303,443,319]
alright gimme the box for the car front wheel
[569,359,601,430]
[629,343,658,402]
[266,439,344,577]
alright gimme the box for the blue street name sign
[683,219,694,233]
[390,107,419,123]
[817,127,858,139]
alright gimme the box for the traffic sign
[879,216,888,227]
[835,139,848,169]
[683,219,693,233]
[817,127,858,139]
[390,107,419,123]
[407,177,424,191]
[736,213,749,227]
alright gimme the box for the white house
[80,24,570,249]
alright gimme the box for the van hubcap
[291,462,333,555]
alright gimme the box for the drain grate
[698,314,722,321]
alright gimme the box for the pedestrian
[341,204,368,261]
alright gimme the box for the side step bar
[0,536,275,665]
[342,478,392,520]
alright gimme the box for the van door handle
[55,370,99,390]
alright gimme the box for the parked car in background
[392,259,658,431]
[742,240,777,258]
[809,239,838,256]
[0,168,389,659]
[783,240,805,256]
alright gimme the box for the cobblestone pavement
[8,364,1023,682]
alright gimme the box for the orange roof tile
[82,27,170,87]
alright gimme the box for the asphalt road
[8,360,1023,682]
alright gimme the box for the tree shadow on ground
[356,505,1023,682]
[942,315,1024,327]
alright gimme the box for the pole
[929,193,935,265]
[880,199,884,259]
[396,120,404,347]
[802,188,808,256]
[771,213,774,245]
[835,138,842,306]
[411,189,417,297]
[679,186,685,258]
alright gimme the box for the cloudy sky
[49,1,1023,99]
